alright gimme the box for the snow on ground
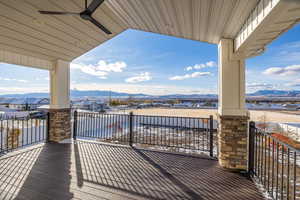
[128,108,300,123]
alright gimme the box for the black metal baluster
[272,139,275,198]
[1,118,3,153]
[30,117,33,145]
[281,146,284,200]
[12,116,15,150]
[202,119,205,151]
[160,115,163,146]
[142,115,145,144]
[209,116,214,157]
[259,133,262,182]
[116,114,119,142]
[82,113,85,137]
[177,116,179,149]
[104,114,107,139]
[17,118,19,148]
[90,113,93,138]
[73,111,78,140]
[92,113,95,138]
[87,113,90,138]
[99,113,103,139]
[268,137,271,193]
[293,152,296,200]
[6,117,9,152]
[173,116,176,148]
[276,142,279,200]
[264,134,267,187]
[110,114,113,140]
[26,116,29,145]
[287,148,290,200]
[255,133,258,175]
[129,112,133,146]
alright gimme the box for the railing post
[129,112,133,146]
[73,110,78,140]
[46,112,50,142]
[248,121,256,176]
[209,115,214,157]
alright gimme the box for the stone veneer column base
[8,129,21,149]
[49,108,71,143]
[218,115,249,171]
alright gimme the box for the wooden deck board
[0,141,265,200]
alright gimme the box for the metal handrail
[73,110,216,157]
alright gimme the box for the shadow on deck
[0,141,265,200]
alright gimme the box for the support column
[218,39,249,171]
[49,60,71,143]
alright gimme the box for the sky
[0,23,300,96]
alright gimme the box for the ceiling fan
[38,0,112,34]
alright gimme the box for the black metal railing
[249,121,300,200]
[73,111,217,156]
[0,113,49,155]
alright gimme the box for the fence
[0,113,49,154]
[73,111,217,157]
[249,121,300,200]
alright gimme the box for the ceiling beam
[234,0,300,58]
[0,49,53,70]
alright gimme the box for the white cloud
[245,82,297,93]
[125,72,152,83]
[71,60,127,79]
[206,61,216,67]
[185,66,193,71]
[246,82,275,92]
[247,83,273,88]
[95,60,127,72]
[286,79,300,87]
[185,61,216,71]
[169,72,211,80]
[263,65,300,76]
[0,77,28,83]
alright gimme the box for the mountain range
[249,90,300,97]
[0,89,299,98]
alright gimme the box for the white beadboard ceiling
[1,0,298,64]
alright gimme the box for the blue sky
[0,24,300,95]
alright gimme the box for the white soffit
[235,0,300,57]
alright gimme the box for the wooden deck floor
[0,141,265,200]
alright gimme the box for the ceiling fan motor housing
[80,11,92,20]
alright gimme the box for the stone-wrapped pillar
[49,108,71,142]
[48,60,71,143]
[218,39,249,171]
[218,115,249,171]
[7,128,21,149]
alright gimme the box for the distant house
[0,98,14,107]
[0,105,30,118]
[173,103,189,108]
[282,104,300,111]
[0,98,50,111]
[137,103,152,109]
[72,99,108,112]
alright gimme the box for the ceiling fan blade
[87,0,104,14]
[89,17,112,34]
[39,11,79,16]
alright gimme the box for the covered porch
[1,0,300,199]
